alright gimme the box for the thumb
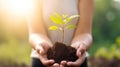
[76,45,85,57]
[36,44,45,55]
[39,54,55,66]
[76,47,82,57]
[38,46,45,55]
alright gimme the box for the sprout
[49,12,80,43]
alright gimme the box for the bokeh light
[0,0,33,16]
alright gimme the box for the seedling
[47,13,80,63]
[49,13,80,43]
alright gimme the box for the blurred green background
[0,0,120,67]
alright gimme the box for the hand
[66,42,87,67]
[35,41,55,66]
[36,41,67,67]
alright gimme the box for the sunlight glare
[1,0,33,16]
[114,0,120,2]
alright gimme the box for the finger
[67,61,74,67]
[37,42,52,55]
[76,45,86,57]
[53,63,59,67]
[39,54,55,66]
[67,53,86,67]
[67,59,83,67]
[36,43,50,55]
[79,44,86,52]
[60,60,67,66]
[42,59,55,66]
[60,64,64,67]
[38,46,45,54]
[35,44,45,54]
[40,43,51,54]
[76,47,82,57]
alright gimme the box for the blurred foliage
[88,0,120,57]
[0,37,31,65]
[116,36,120,45]
[93,0,120,42]
[94,37,120,60]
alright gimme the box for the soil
[47,42,78,64]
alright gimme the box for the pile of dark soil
[47,42,78,64]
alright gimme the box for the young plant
[49,13,79,43]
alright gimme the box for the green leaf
[50,13,64,25]
[62,14,68,18]
[64,15,80,24]
[66,24,76,29]
[54,13,64,24]
[49,26,59,30]
[69,15,80,19]
[50,16,59,24]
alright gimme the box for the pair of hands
[35,41,86,67]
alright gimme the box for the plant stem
[61,26,64,43]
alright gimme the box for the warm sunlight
[1,0,33,16]
[0,0,34,36]
[114,0,120,2]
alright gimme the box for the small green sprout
[49,12,80,43]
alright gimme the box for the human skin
[27,0,55,66]
[27,0,94,67]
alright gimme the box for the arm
[27,0,54,66]
[27,0,52,49]
[72,0,94,50]
[67,0,94,66]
